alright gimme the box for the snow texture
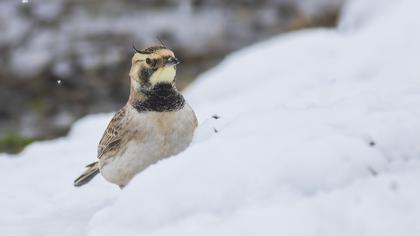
[1,0,420,235]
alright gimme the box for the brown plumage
[74,45,197,188]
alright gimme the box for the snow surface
[1,0,420,235]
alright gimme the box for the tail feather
[74,161,100,187]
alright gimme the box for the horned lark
[74,45,198,188]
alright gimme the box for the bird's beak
[166,57,180,66]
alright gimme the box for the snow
[2,0,420,235]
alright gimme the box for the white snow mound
[1,0,420,235]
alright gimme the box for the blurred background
[0,0,343,153]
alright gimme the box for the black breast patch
[133,83,185,112]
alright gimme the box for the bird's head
[129,45,180,91]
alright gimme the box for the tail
[74,161,100,187]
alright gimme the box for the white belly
[100,104,197,187]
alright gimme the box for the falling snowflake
[22,0,29,3]
[57,80,62,85]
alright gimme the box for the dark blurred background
[0,0,343,153]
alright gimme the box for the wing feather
[97,107,127,159]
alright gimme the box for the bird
[74,45,198,188]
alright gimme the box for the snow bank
[1,0,420,235]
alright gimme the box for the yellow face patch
[129,48,177,86]
[149,65,176,85]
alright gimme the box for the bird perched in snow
[74,45,198,188]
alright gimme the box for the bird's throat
[149,66,176,86]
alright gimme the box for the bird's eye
[146,58,152,65]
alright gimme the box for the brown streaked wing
[97,107,127,159]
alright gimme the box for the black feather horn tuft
[132,43,142,53]
[156,36,167,48]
